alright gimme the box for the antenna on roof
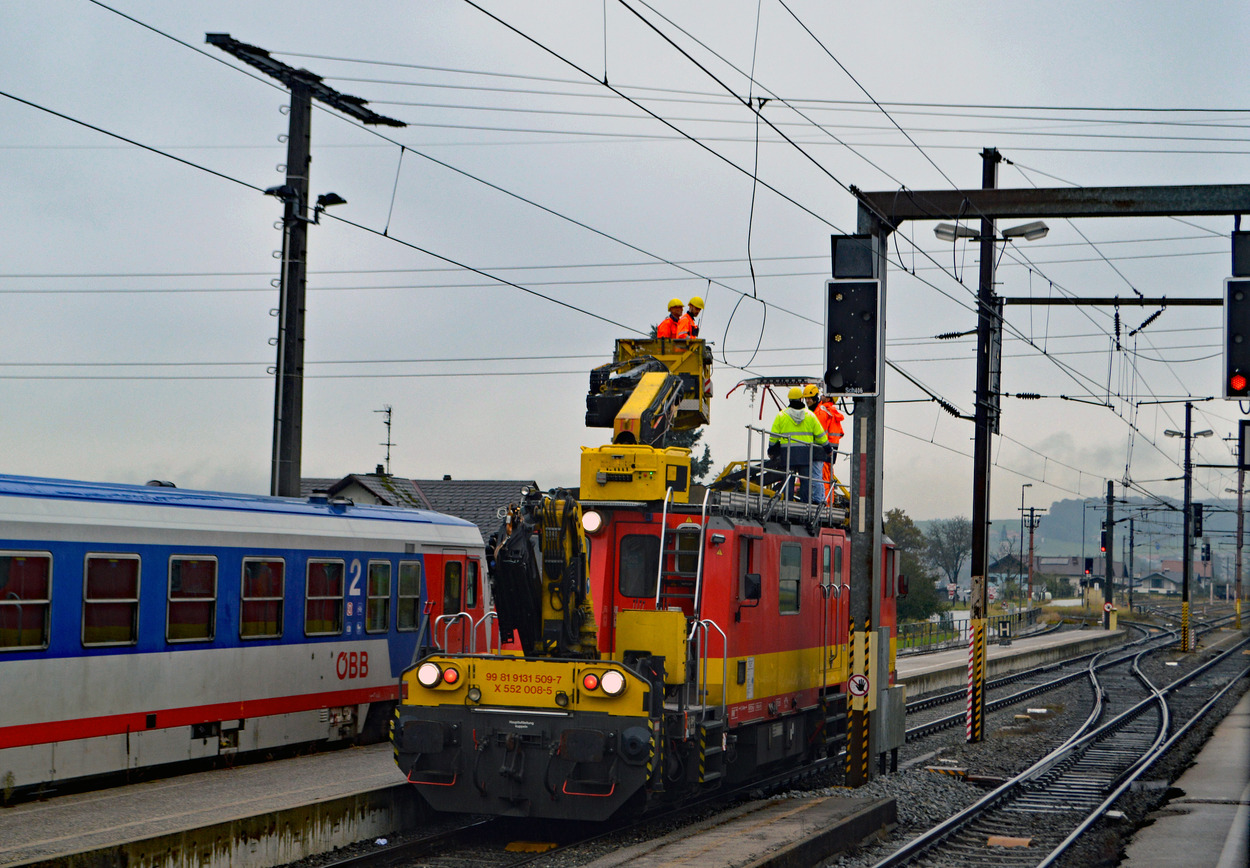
[375,405,394,475]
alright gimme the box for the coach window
[779,543,800,614]
[822,545,831,589]
[397,561,422,631]
[306,559,345,636]
[366,560,391,634]
[83,554,140,646]
[0,552,52,651]
[619,534,659,598]
[465,560,479,609]
[167,556,217,642]
[241,558,284,639]
[444,561,462,614]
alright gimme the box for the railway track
[869,633,1250,867]
[903,613,1238,743]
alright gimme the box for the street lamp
[934,220,1049,243]
[1164,407,1213,651]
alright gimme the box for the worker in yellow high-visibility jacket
[769,386,828,502]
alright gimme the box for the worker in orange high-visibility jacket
[656,297,685,339]
[677,295,704,339]
[805,385,845,504]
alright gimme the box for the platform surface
[580,795,895,868]
[896,625,1124,693]
[1120,688,1250,868]
[0,744,404,867]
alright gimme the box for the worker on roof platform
[656,297,685,339]
[677,295,704,339]
[804,384,844,504]
[768,386,828,502]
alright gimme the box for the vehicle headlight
[601,670,626,696]
[416,662,442,687]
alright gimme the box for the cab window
[444,561,462,614]
[779,543,800,613]
[619,534,659,598]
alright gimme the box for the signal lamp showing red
[1232,373,1248,393]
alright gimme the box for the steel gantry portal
[847,170,1250,749]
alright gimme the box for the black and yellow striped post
[966,572,988,743]
[966,616,986,742]
[845,617,857,781]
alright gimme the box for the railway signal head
[1225,279,1250,399]
[824,279,880,397]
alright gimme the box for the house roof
[300,473,538,542]
[411,478,538,542]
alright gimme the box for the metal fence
[898,606,1042,654]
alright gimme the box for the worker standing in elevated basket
[769,386,828,502]
[677,296,704,338]
[656,298,685,338]
[808,388,845,504]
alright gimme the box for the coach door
[433,549,480,652]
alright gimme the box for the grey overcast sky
[1,0,1247,520]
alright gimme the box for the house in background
[1135,571,1182,595]
[301,466,539,543]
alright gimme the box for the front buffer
[393,655,655,820]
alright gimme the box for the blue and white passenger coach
[0,474,487,793]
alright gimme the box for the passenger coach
[0,474,487,795]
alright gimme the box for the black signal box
[1225,279,1250,399]
[825,279,880,397]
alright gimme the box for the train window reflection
[397,561,422,631]
[306,560,345,636]
[366,560,391,633]
[0,552,51,651]
[167,556,216,643]
[84,554,140,646]
[241,558,284,639]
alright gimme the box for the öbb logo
[336,650,368,679]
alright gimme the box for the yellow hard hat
[788,386,804,401]
[802,383,820,399]
[688,295,704,311]
[668,297,684,310]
